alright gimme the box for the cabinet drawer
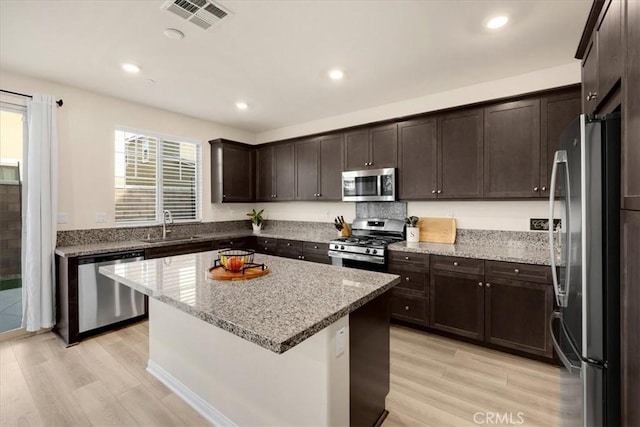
[145,241,213,259]
[278,239,303,251]
[388,251,429,270]
[485,261,552,284]
[257,245,278,255]
[387,267,428,294]
[431,255,484,275]
[215,236,252,249]
[303,242,328,255]
[257,237,278,247]
[390,292,428,326]
[303,253,331,264]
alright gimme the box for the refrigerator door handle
[549,149,570,307]
[549,311,582,375]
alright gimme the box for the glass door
[0,104,26,334]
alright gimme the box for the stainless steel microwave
[342,168,396,202]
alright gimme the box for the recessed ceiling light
[486,15,509,29]
[121,63,141,73]
[164,28,185,40]
[328,69,344,80]
[235,101,248,110]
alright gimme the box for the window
[115,129,201,224]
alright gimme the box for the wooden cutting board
[418,217,457,244]
[208,265,270,281]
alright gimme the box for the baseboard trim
[146,360,237,427]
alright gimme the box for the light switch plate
[336,327,345,357]
[95,212,107,223]
[57,212,69,224]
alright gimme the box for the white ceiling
[0,0,591,133]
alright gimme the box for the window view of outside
[115,130,200,224]
[0,108,25,334]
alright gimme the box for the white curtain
[22,94,58,331]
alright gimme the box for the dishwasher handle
[78,251,145,265]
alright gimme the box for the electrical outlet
[336,327,345,357]
[530,218,561,231]
[95,212,107,223]
[57,212,69,224]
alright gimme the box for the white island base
[147,299,351,426]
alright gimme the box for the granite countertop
[389,241,552,266]
[55,230,339,258]
[99,252,399,354]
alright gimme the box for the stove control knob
[333,244,339,250]
[340,245,345,250]
[365,248,370,254]
[372,249,377,255]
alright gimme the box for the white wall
[0,70,255,231]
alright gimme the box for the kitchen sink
[140,236,200,243]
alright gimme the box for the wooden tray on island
[207,265,270,281]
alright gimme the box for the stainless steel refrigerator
[549,113,621,426]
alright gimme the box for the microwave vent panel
[162,0,231,30]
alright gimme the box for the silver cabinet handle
[514,268,520,274]
[453,261,459,266]
[404,306,410,311]
[534,187,539,192]
[405,277,410,281]
[587,91,598,101]
[264,247,268,250]
[541,186,547,192]
[486,283,491,288]
[287,243,291,246]
[437,190,442,194]
[313,245,318,249]
[317,193,321,197]
[405,256,410,260]
[478,282,483,287]
[432,190,437,194]
[301,256,305,260]
[223,194,226,198]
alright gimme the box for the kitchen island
[100,251,399,427]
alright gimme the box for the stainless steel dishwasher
[77,250,146,333]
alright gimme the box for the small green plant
[246,209,264,226]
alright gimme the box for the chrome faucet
[162,210,174,238]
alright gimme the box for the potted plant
[247,209,264,234]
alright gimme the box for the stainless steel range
[329,218,405,270]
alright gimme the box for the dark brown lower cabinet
[301,242,330,264]
[484,277,554,358]
[429,270,484,341]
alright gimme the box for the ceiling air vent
[162,0,231,30]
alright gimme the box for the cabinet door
[582,38,599,115]
[344,129,369,171]
[439,108,484,199]
[391,292,428,326]
[623,0,640,210]
[370,123,398,169]
[221,143,255,202]
[398,118,437,199]
[540,89,581,196]
[484,99,541,198]
[273,143,295,201]
[295,139,319,200]
[256,146,273,201]
[484,278,554,358]
[429,270,484,341]
[621,210,640,427]
[318,134,344,200]
[597,0,622,101]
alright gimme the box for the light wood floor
[0,322,561,426]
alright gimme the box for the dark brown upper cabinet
[484,99,541,198]
[438,108,484,199]
[256,143,295,201]
[540,88,582,197]
[209,139,255,203]
[623,0,640,211]
[398,117,437,199]
[582,0,623,115]
[295,134,344,201]
[344,123,397,171]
